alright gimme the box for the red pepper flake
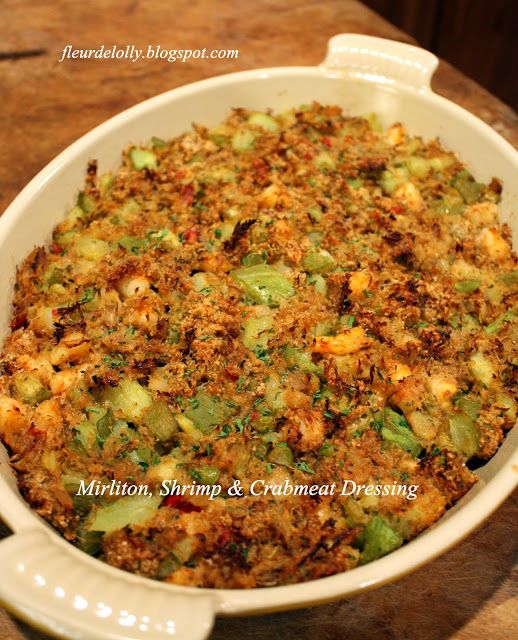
[250,411,259,422]
[183,227,199,244]
[391,205,404,214]
[321,136,332,148]
[181,183,195,206]
[52,308,59,317]
[218,528,232,547]
[50,242,62,255]
[175,169,186,180]
[303,151,313,160]
[163,495,202,513]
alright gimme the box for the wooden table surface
[1,1,516,639]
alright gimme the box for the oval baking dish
[0,34,517,640]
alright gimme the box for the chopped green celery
[267,444,294,466]
[99,173,114,197]
[308,206,323,222]
[456,396,481,421]
[432,196,465,215]
[77,191,95,213]
[118,235,147,254]
[209,133,229,148]
[120,198,140,215]
[76,527,103,555]
[248,112,279,133]
[231,129,255,152]
[340,314,355,328]
[217,222,235,241]
[379,167,408,195]
[143,400,179,442]
[54,230,77,246]
[302,249,336,274]
[63,475,98,515]
[495,394,516,422]
[185,393,231,433]
[72,420,98,454]
[259,431,280,444]
[460,313,480,332]
[241,252,266,267]
[166,324,181,344]
[191,464,220,484]
[499,270,518,287]
[255,442,268,460]
[398,138,420,155]
[203,167,236,184]
[344,497,367,523]
[454,279,481,294]
[62,474,86,495]
[469,352,495,387]
[363,112,382,132]
[231,264,295,307]
[484,310,515,335]
[429,155,455,172]
[129,147,157,170]
[319,442,336,457]
[308,231,323,245]
[452,170,483,204]
[449,413,479,457]
[381,408,422,457]
[346,177,363,190]
[360,516,402,564]
[13,373,51,405]
[45,267,65,287]
[127,446,153,469]
[405,156,431,179]
[102,379,153,422]
[148,228,180,249]
[284,346,321,375]
[208,124,231,147]
[252,415,276,432]
[308,274,327,296]
[242,308,274,351]
[74,236,110,260]
[314,152,336,171]
[65,206,85,227]
[86,493,162,533]
[151,136,167,149]
[156,553,181,579]
[93,408,114,444]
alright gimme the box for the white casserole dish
[0,34,517,640]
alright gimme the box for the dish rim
[0,33,517,639]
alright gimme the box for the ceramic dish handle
[0,528,216,640]
[321,33,439,92]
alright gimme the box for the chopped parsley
[102,353,128,369]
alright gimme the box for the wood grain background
[0,1,516,639]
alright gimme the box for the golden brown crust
[0,103,516,587]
